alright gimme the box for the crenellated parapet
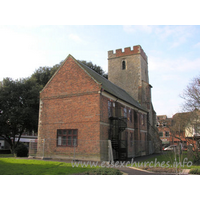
[108,45,148,62]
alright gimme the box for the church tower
[108,45,152,110]
[108,45,161,152]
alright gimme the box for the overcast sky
[0,25,200,118]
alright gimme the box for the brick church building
[37,45,160,161]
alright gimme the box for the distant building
[156,115,172,147]
[0,136,9,150]
[157,111,200,149]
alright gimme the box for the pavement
[119,167,191,175]
[120,166,159,175]
[117,153,191,175]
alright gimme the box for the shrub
[84,168,123,175]
[189,168,200,175]
[193,154,200,165]
[15,143,28,157]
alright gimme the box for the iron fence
[29,139,112,162]
[29,139,154,161]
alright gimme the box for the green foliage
[0,154,14,157]
[0,77,42,152]
[193,153,200,165]
[78,60,108,79]
[83,167,122,175]
[0,59,106,153]
[30,62,62,87]
[15,143,28,157]
[0,158,120,175]
[189,168,200,174]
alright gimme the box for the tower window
[122,60,126,70]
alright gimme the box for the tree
[78,60,108,79]
[181,75,200,111]
[0,78,42,154]
[0,59,106,153]
[180,75,200,163]
[30,61,62,87]
[31,60,107,88]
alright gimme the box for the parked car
[162,145,168,151]
[164,145,177,151]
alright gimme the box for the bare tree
[180,75,200,163]
[181,75,200,111]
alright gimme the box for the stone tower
[108,45,161,152]
[108,45,151,110]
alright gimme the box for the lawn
[0,154,14,157]
[0,157,122,175]
[129,152,200,174]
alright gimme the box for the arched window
[122,60,126,70]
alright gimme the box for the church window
[124,107,127,118]
[108,101,112,117]
[129,109,132,122]
[122,60,126,70]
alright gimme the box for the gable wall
[38,56,102,160]
[40,56,101,99]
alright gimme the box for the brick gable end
[40,55,101,99]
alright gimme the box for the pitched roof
[41,54,147,112]
[76,58,147,112]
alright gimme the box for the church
[37,45,161,161]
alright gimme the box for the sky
[1,0,199,194]
[0,25,200,118]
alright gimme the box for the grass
[0,158,122,175]
[0,154,14,157]
[189,168,200,174]
[129,152,200,174]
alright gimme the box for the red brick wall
[38,56,102,159]
[40,56,101,99]
[99,94,148,158]
[108,45,147,62]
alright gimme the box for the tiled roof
[77,59,147,112]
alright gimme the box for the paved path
[119,166,172,175]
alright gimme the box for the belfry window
[122,60,126,70]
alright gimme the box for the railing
[29,139,113,162]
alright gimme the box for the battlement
[108,45,148,62]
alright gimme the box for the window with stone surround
[129,109,132,122]
[57,129,78,147]
[122,60,126,70]
[108,101,112,117]
[124,107,127,118]
[140,114,145,126]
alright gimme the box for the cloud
[149,55,200,72]
[194,42,200,48]
[123,25,153,34]
[156,26,195,48]
[124,25,195,48]
[69,34,84,43]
